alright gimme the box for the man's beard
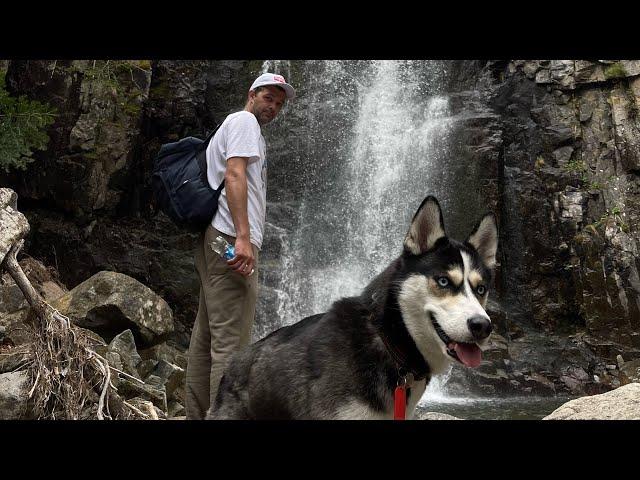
[253,106,274,126]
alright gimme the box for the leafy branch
[0,71,57,173]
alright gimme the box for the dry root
[25,308,130,420]
[2,240,146,420]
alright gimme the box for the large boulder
[544,383,640,420]
[50,270,173,347]
[0,371,31,419]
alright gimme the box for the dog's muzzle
[430,314,485,368]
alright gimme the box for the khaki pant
[185,225,259,420]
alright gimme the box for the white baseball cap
[249,73,296,100]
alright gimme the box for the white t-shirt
[206,111,267,249]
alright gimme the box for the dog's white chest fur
[333,379,427,420]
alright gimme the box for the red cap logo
[273,74,285,83]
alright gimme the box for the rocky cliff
[436,60,640,396]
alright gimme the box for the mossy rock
[604,62,628,80]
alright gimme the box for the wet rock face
[134,60,253,217]
[452,61,640,350]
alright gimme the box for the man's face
[249,86,287,126]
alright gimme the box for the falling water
[261,60,291,79]
[258,60,465,402]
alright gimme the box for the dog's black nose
[467,316,492,341]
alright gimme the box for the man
[185,72,296,419]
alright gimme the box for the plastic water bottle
[209,235,254,276]
[210,235,235,260]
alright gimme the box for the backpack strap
[196,122,225,193]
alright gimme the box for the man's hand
[227,236,255,277]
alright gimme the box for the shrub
[0,71,56,172]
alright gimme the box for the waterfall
[257,60,462,400]
[261,60,291,79]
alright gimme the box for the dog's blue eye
[476,285,486,295]
[437,277,449,287]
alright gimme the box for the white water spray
[258,60,464,401]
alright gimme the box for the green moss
[604,62,628,80]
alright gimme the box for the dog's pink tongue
[453,343,482,368]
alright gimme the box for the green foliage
[80,60,151,91]
[603,62,628,80]
[78,60,150,119]
[0,71,56,172]
[589,205,629,234]
[585,180,603,191]
[563,158,586,173]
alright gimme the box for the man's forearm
[225,158,251,241]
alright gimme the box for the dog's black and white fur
[208,196,498,419]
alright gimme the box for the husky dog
[208,196,498,420]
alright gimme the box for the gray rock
[51,271,174,347]
[552,146,574,167]
[118,376,167,412]
[0,308,31,346]
[619,359,640,385]
[168,401,185,418]
[0,188,29,265]
[544,383,640,419]
[0,371,30,419]
[0,347,30,374]
[0,281,28,315]
[136,358,159,379]
[1,257,68,317]
[139,342,187,369]
[105,351,123,388]
[0,188,17,211]
[107,329,142,380]
[148,360,185,398]
[416,412,462,420]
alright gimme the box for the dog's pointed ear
[466,213,498,269]
[404,196,446,255]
